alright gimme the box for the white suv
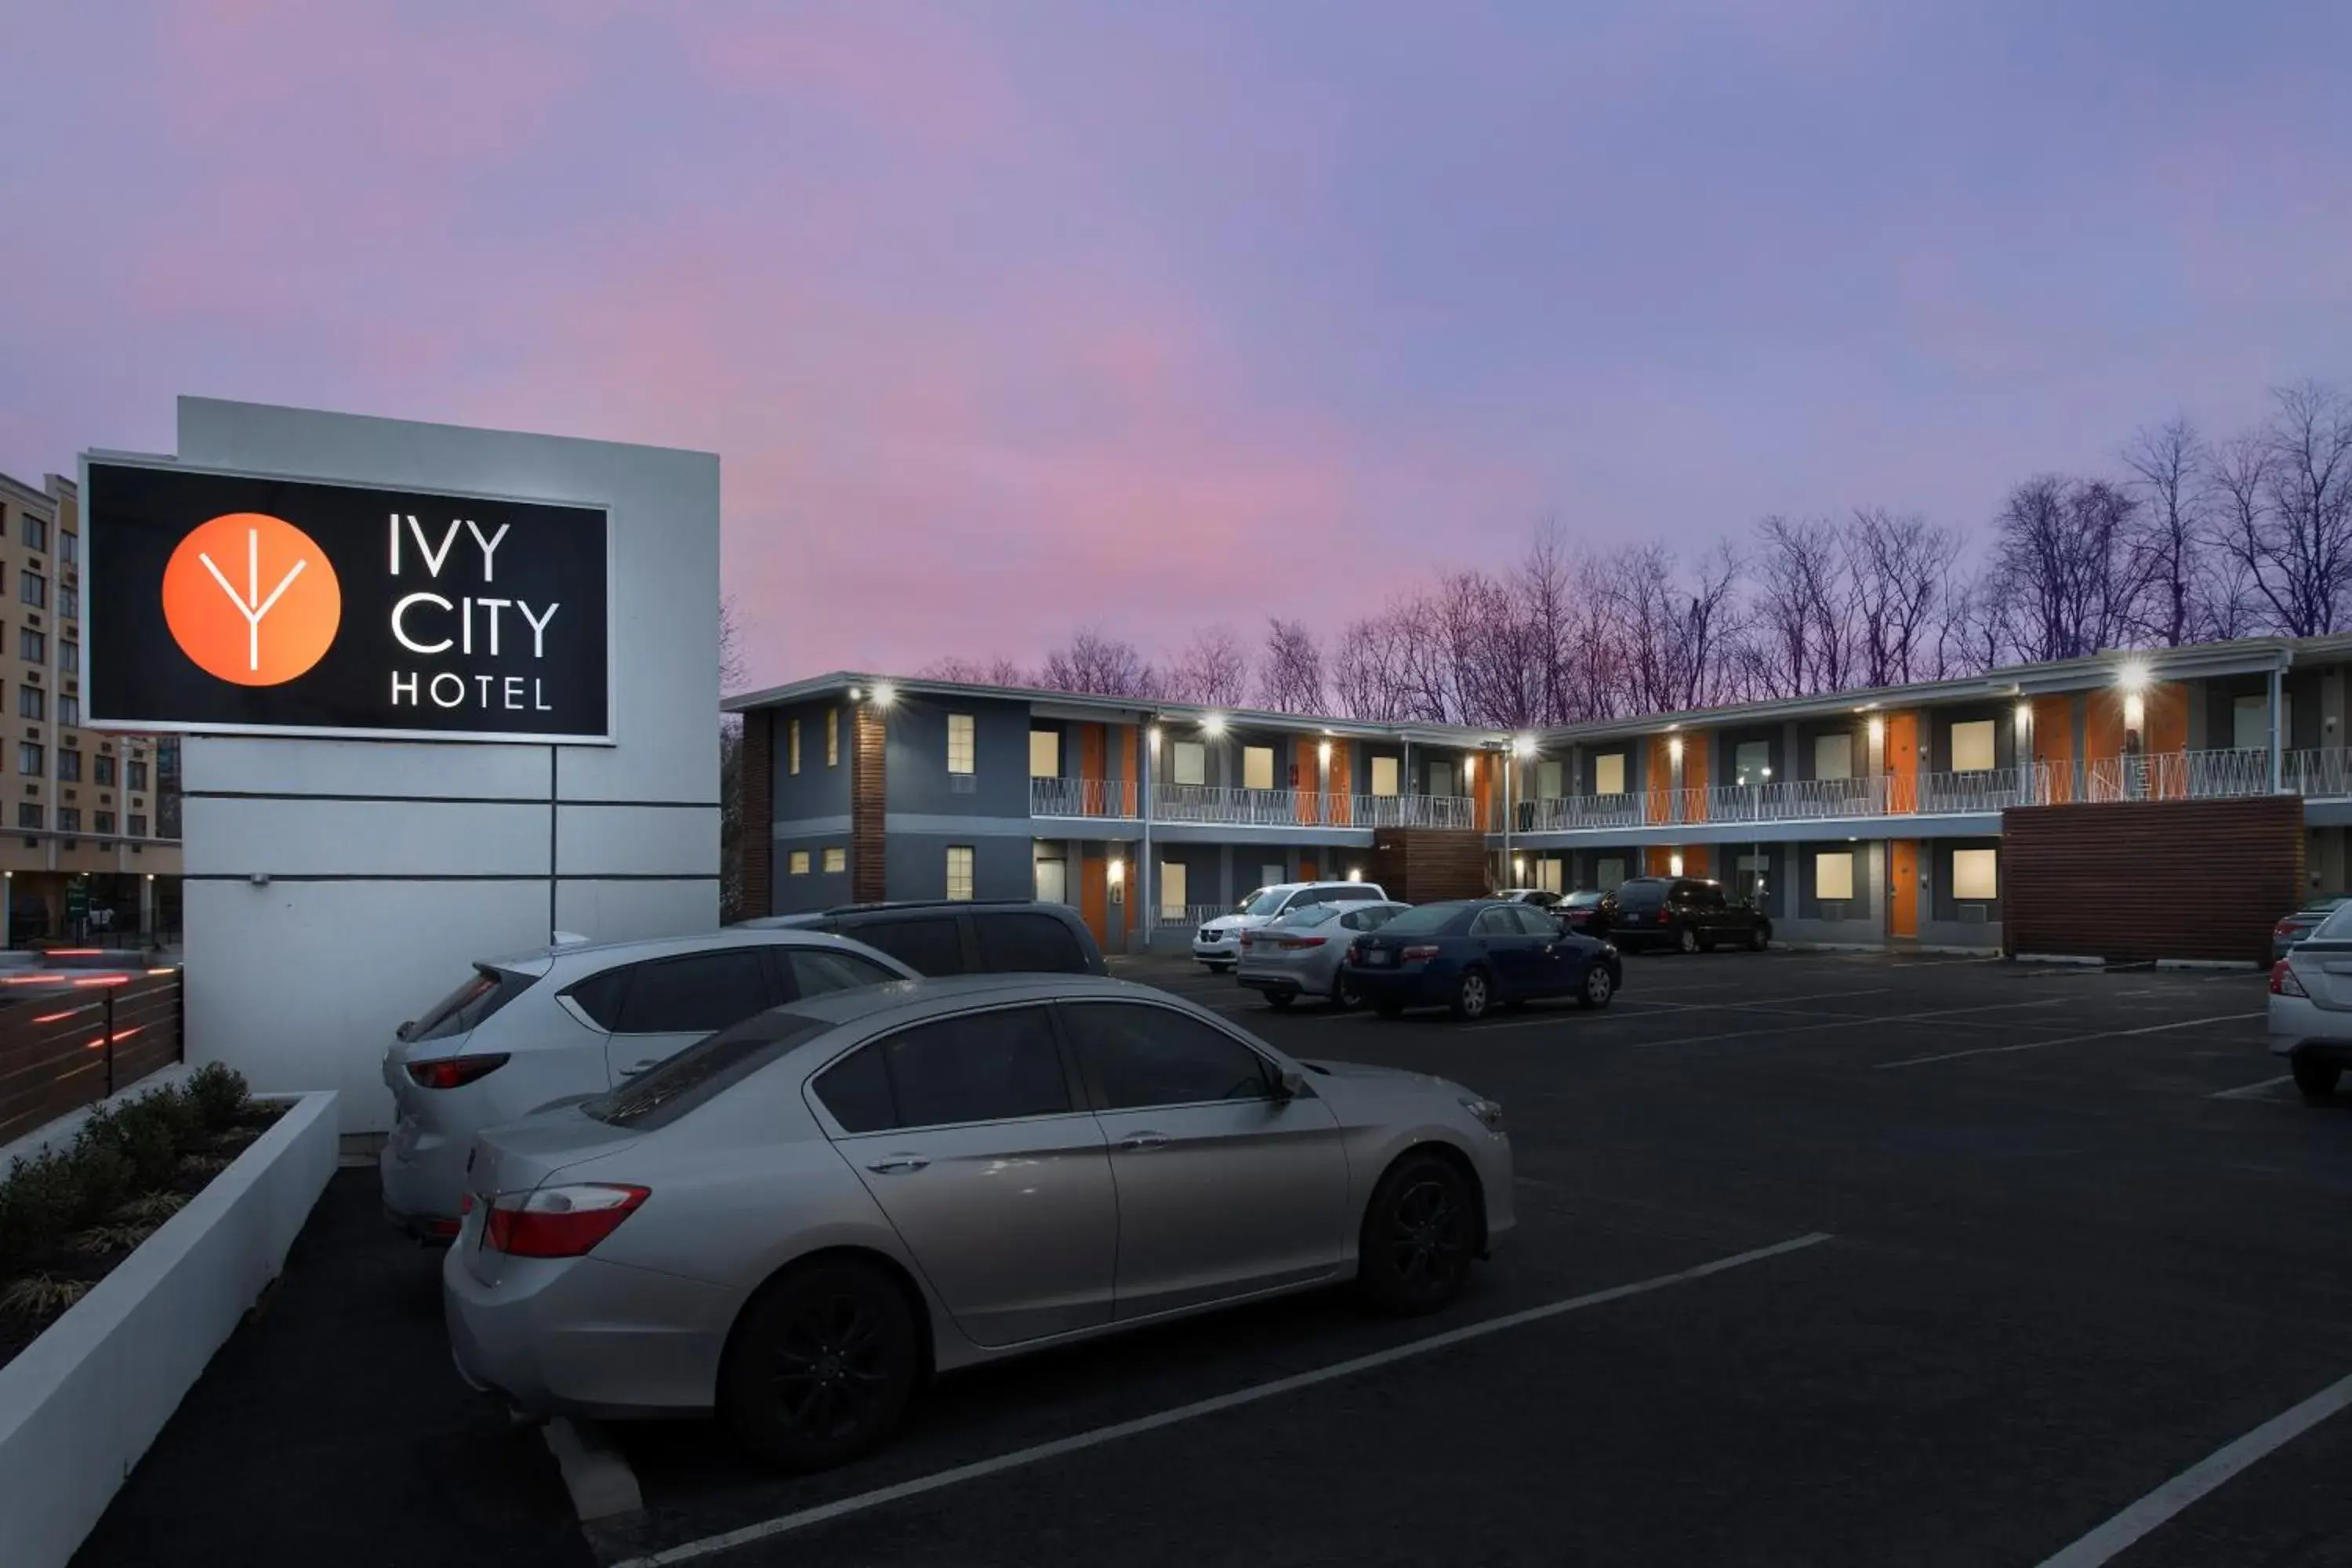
[379,927,913,1236]
[1192,880,1392,971]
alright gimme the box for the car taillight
[485,1184,649,1258]
[2276,919,2299,937]
[2271,960,2310,998]
[1401,945,1441,963]
[406,1054,510,1090]
[1277,937,1328,949]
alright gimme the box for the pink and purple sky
[5,1,2349,690]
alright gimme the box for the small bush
[72,1220,159,1256]
[187,1063,251,1131]
[1,1272,91,1321]
[113,1192,188,1226]
[176,1152,230,1180]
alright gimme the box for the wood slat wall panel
[1368,829,1488,905]
[2002,797,2302,964]
[739,709,775,919]
[0,972,185,1143]
[851,706,887,904]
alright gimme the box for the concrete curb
[2015,953,2106,966]
[545,1417,644,1523]
[0,1090,340,1568]
[2155,958,2261,971]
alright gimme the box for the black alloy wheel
[2291,1055,2341,1103]
[724,1261,918,1471]
[1357,1154,1476,1315]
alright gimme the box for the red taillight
[406,1053,510,1090]
[1276,937,1328,950]
[2276,919,2299,937]
[2271,960,2310,998]
[1401,945,1441,963]
[426,1217,463,1238]
[484,1184,649,1258]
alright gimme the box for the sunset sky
[5,1,2348,690]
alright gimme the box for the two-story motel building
[729,633,2352,963]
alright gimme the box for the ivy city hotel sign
[82,459,611,742]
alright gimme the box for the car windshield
[1271,905,1344,928]
[583,1012,832,1130]
[1240,888,1287,916]
[1377,902,1472,935]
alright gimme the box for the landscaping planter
[0,1089,338,1568]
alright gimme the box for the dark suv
[1594,877,1769,954]
[739,900,1109,977]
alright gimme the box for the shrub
[187,1063,251,1131]
[1,1273,91,1321]
[72,1220,159,1255]
[113,1192,188,1226]
[109,1093,196,1189]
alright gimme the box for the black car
[1595,877,1769,954]
[1554,889,1606,936]
[1344,898,1622,1021]
[739,900,1108,977]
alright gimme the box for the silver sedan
[445,973,1513,1470]
[1236,900,1410,1010]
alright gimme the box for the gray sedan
[445,974,1513,1470]
[1236,900,1410,1010]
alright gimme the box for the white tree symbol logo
[197,525,308,673]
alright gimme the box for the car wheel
[1578,964,1615,1010]
[722,1259,919,1472]
[1374,1000,1405,1019]
[1265,992,1294,1011]
[2292,1055,2341,1103]
[1676,924,1700,956]
[1451,968,1494,1022]
[1356,1153,1476,1316]
[1332,974,1363,1011]
[1748,924,1768,952]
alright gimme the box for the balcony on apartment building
[1028,775,1479,832]
[1509,746,2352,838]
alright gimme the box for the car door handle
[1118,1132,1170,1152]
[866,1154,931,1174]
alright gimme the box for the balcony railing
[1030,778,1477,830]
[1030,776,1138,818]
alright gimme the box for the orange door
[1888,840,1919,938]
[1646,735,1673,824]
[2031,696,2074,804]
[1080,854,1109,951]
[1886,713,1920,813]
[1645,845,1676,876]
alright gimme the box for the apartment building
[731,635,2352,963]
[0,469,181,945]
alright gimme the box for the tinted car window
[587,1013,832,1131]
[1563,891,1603,909]
[564,967,630,1030]
[788,948,904,997]
[1472,907,1518,935]
[1281,889,1321,911]
[1322,885,1378,902]
[1617,882,1668,909]
[407,966,535,1043]
[614,949,774,1034]
[882,1006,1071,1127]
[811,1044,896,1133]
[1380,901,1472,935]
[1343,906,1401,932]
[845,916,967,976]
[1508,906,1558,936]
[1064,1001,1272,1109]
[971,911,1089,973]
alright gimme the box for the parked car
[443,974,1513,1470]
[1491,888,1563,908]
[380,930,916,1238]
[2269,902,2352,1102]
[1554,889,1606,935]
[2271,894,2352,961]
[1595,877,1769,954]
[1192,880,1390,971]
[742,900,1108,977]
[1236,900,1410,1010]
[1345,899,1621,1020]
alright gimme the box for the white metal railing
[1355,793,1479,830]
[1152,782,1313,826]
[1029,776,1138,818]
[2286,748,2352,799]
[1156,902,1228,931]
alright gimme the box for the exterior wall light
[1669,852,1684,877]
[1147,724,1163,749]
[1867,716,1886,744]
[1318,740,1332,767]
[2122,692,2146,732]
[1108,858,1125,885]
[1201,713,1227,738]
[1512,734,1537,760]
[1347,867,1363,881]
[870,682,897,708]
[1463,753,1479,780]
[1668,735,1684,763]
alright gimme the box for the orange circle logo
[162,512,343,685]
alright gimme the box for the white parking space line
[1874,1011,2265,1069]
[2207,1073,2294,1101]
[1626,996,2072,1050]
[609,1232,1836,1568]
[1475,988,1898,1032]
[2031,1369,2352,1568]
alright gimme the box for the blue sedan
[1344,899,1623,1021]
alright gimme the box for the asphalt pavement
[75,949,2352,1568]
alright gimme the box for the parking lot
[82,949,2352,1568]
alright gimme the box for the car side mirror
[1273,1065,1304,1102]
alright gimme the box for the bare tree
[1160,625,1252,706]
[1331,600,1430,721]
[1991,475,2136,662]
[1847,508,1958,687]
[1254,619,1327,713]
[1602,543,1743,714]
[1748,515,1850,699]
[1933,570,2009,677]
[2119,417,2226,646]
[917,653,1031,685]
[1036,629,1156,697]
[2222,382,2352,637]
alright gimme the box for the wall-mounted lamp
[1512,855,1526,876]
[144,873,155,882]
[869,681,897,709]
[1668,735,1685,763]
[847,686,862,701]
[2122,692,2146,733]
[1107,858,1126,885]
[1318,739,1332,767]
[1867,716,1886,744]
[1347,867,1363,881]
[2015,699,2034,728]
[1201,713,1227,738]
[1512,733,1537,760]
[2116,659,2151,695]
[1463,753,1479,780]
[1147,723,1163,749]
[1668,852,1684,877]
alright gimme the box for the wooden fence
[0,968,184,1147]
